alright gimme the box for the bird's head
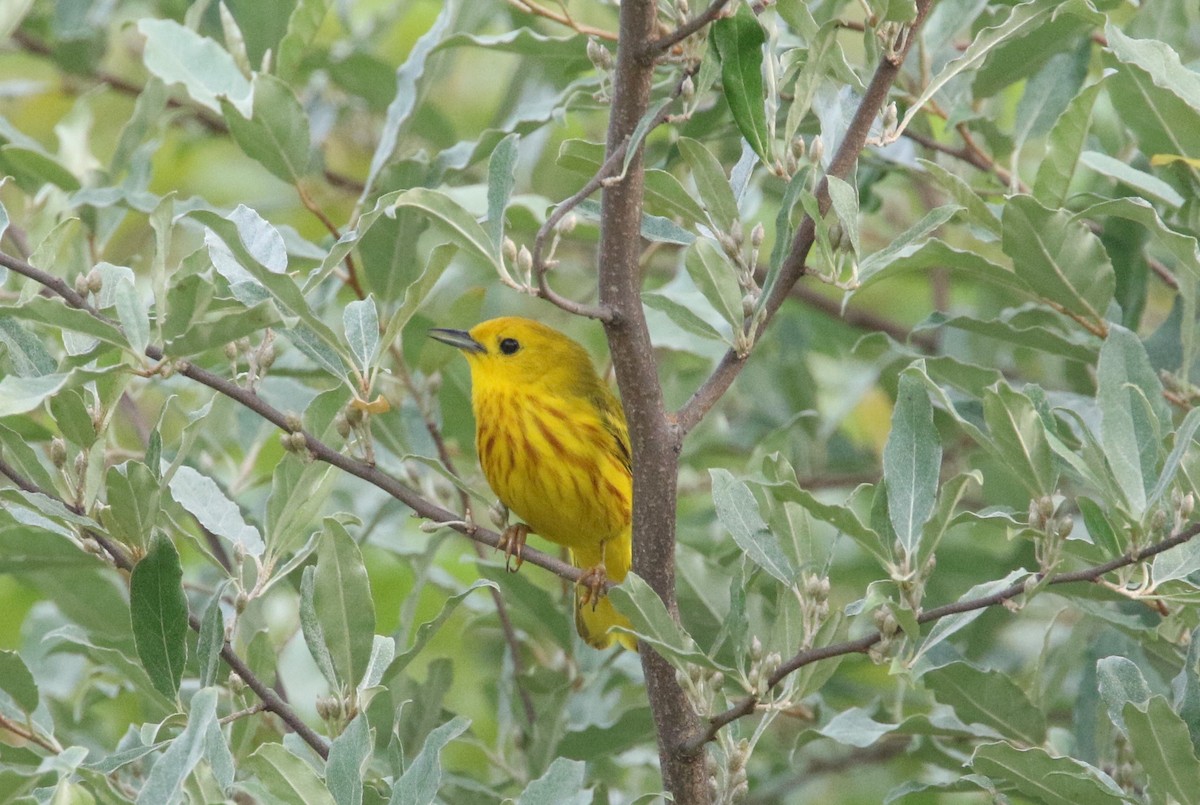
[429,317,602,393]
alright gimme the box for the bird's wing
[593,387,632,476]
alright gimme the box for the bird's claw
[498,523,529,572]
[578,565,608,611]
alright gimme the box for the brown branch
[684,520,1200,751]
[505,0,617,41]
[0,453,331,758]
[674,1,935,436]
[644,0,733,57]
[0,249,588,590]
[530,65,698,322]
[297,182,364,299]
[0,712,61,754]
[598,0,707,800]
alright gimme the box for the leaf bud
[503,237,518,264]
[224,342,240,361]
[587,38,613,71]
[50,437,67,468]
[1183,492,1195,519]
[677,0,690,18]
[334,412,352,439]
[74,452,87,477]
[741,293,757,317]
[557,213,578,234]
[227,672,245,693]
[791,137,805,160]
[284,413,303,433]
[810,136,824,166]
[344,404,364,427]
[74,274,90,296]
[234,591,249,613]
[517,245,533,275]
[750,222,765,249]
[749,635,763,661]
[1151,508,1168,531]
[1038,496,1055,519]
[1055,516,1074,539]
[258,343,277,371]
[86,269,103,294]
[681,75,695,101]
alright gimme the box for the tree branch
[684,520,1200,751]
[0,248,589,589]
[674,2,935,436]
[644,0,733,58]
[0,454,332,759]
[597,0,706,800]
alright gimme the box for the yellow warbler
[430,317,635,650]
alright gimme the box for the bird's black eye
[499,337,520,355]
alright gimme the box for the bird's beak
[428,328,486,354]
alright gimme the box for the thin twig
[674,1,935,436]
[790,284,938,352]
[683,520,1200,751]
[0,712,62,754]
[644,0,733,58]
[505,0,617,40]
[297,182,364,299]
[0,453,331,758]
[0,249,588,589]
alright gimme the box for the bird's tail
[571,533,637,651]
[575,591,637,651]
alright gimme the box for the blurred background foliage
[3,0,1200,802]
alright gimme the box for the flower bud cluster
[1027,495,1071,572]
[706,735,750,804]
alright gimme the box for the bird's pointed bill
[429,328,486,353]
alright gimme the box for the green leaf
[49,389,96,448]
[103,460,161,553]
[135,687,218,805]
[685,239,743,330]
[385,187,499,272]
[0,316,55,377]
[277,0,330,79]
[300,565,339,689]
[343,296,380,373]
[853,205,962,289]
[113,277,149,357]
[608,573,730,674]
[1098,325,1167,518]
[1176,626,1200,753]
[137,18,252,115]
[1033,80,1104,208]
[223,73,313,183]
[196,588,225,688]
[379,243,457,354]
[1079,150,1184,208]
[678,137,739,235]
[970,743,1127,805]
[517,757,590,805]
[167,465,265,557]
[363,3,455,197]
[1106,25,1200,161]
[980,384,1059,497]
[1078,497,1123,557]
[1097,655,1151,737]
[1123,697,1200,805]
[713,8,770,162]
[642,292,727,343]
[383,581,499,683]
[883,371,941,557]
[130,534,188,700]
[925,662,1046,745]
[315,519,376,691]
[916,310,1098,364]
[388,716,471,805]
[327,713,372,805]
[485,133,519,251]
[1002,195,1114,322]
[0,650,38,712]
[245,742,338,805]
[710,469,795,584]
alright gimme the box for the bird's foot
[578,565,609,611]
[497,523,529,572]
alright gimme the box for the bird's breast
[473,387,630,550]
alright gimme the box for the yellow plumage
[430,317,635,650]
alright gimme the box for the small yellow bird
[430,317,635,650]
